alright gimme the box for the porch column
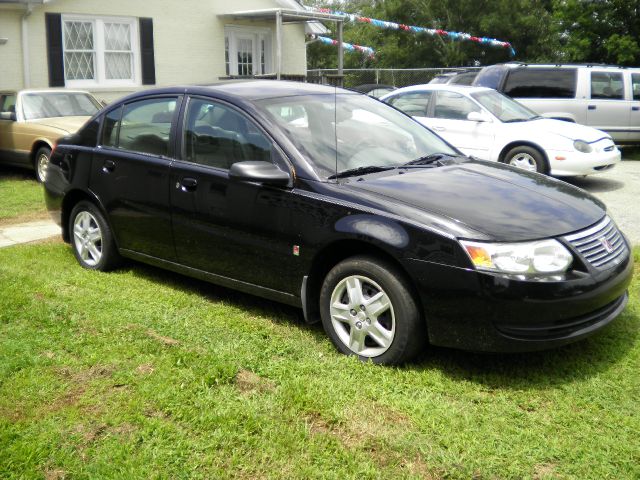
[276,9,282,80]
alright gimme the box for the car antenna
[334,84,338,182]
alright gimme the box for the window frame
[224,25,273,77]
[62,14,141,88]
[98,95,182,158]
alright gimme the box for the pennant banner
[312,35,375,58]
[312,8,516,56]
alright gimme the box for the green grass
[0,167,47,224]
[1,243,638,479]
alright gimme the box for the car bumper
[404,249,633,352]
[548,148,621,176]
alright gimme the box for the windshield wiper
[328,165,395,179]
[401,153,459,167]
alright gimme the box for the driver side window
[184,98,271,170]
[388,92,432,117]
[434,91,481,120]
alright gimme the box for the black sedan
[44,81,633,365]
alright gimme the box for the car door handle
[432,126,446,131]
[102,159,116,173]
[588,105,596,110]
[178,177,198,192]
[632,106,640,111]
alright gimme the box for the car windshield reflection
[22,92,101,120]
[256,93,458,179]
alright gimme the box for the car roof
[113,80,354,105]
[385,84,492,95]
[497,62,639,71]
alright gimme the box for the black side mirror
[228,161,291,187]
[0,111,16,121]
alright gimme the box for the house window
[62,15,139,87]
[224,26,272,77]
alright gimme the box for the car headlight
[573,140,593,153]
[460,239,573,276]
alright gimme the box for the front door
[429,90,496,159]
[89,96,180,260]
[586,71,631,142]
[170,96,295,293]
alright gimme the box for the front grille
[564,216,628,269]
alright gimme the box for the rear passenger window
[503,69,577,98]
[0,94,16,114]
[590,72,624,100]
[183,98,271,169]
[388,92,432,117]
[116,98,177,156]
[631,74,640,101]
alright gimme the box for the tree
[554,0,640,65]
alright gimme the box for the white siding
[4,0,308,101]
[0,10,24,90]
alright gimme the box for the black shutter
[139,18,156,85]
[45,13,65,87]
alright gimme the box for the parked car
[0,89,102,182]
[380,84,621,176]
[350,84,397,98]
[473,63,640,143]
[429,70,478,86]
[45,81,632,365]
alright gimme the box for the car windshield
[22,92,101,120]
[471,90,540,123]
[255,93,458,179]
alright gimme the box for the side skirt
[120,249,302,308]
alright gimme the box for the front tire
[319,255,424,365]
[69,201,121,271]
[34,146,51,183]
[504,145,548,174]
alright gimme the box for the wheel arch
[498,141,550,172]
[60,189,110,244]
[302,239,423,326]
[30,140,54,167]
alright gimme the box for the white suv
[473,63,640,144]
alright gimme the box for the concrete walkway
[0,220,61,248]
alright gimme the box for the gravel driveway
[564,159,640,245]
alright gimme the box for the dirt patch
[533,463,559,479]
[55,364,114,383]
[304,412,333,435]
[235,369,276,394]
[44,468,67,480]
[146,329,180,346]
[0,210,50,227]
[136,363,155,375]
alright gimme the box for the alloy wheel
[73,211,103,267]
[329,275,396,357]
[37,152,49,182]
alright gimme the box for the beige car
[0,89,102,182]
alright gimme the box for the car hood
[342,160,606,242]
[530,118,610,142]
[27,116,90,134]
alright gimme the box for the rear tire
[319,255,425,365]
[34,146,51,183]
[504,146,547,174]
[69,201,121,271]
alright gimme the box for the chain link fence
[307,67,481,88]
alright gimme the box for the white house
[0,0,338,101]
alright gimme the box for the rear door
[90,95,181,260]
[170,96,296,292]
[586,70,631,142]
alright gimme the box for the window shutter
[45,13,65,87]
[139,18,156,85]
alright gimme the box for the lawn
[0,167,47,225]
[0,242,638,479]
